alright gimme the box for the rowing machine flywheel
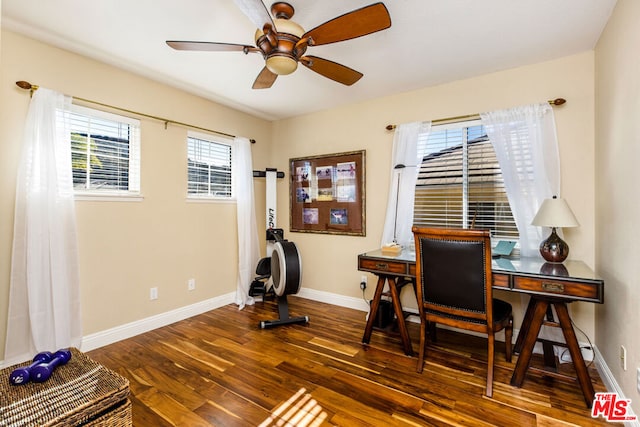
[258,236,308,329]
[271,240,302,297]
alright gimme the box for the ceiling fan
[166,1,391,89]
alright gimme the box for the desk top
[359,248,602,284]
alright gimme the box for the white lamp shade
[531,197,579,228]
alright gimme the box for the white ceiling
[2,0,616,121]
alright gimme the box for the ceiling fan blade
[233,0,275,30]
[252,67,278,89]
[166,41,259,53]
[302,3,391,46]
[300,56,363,86]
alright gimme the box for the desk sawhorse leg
[361,274,414,356]
[510,296,595,408]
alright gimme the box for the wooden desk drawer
[359,258,407,275]
[408,263,416,277]
[513,276,602,302]
[492,273,510,289]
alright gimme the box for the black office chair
[412,226,513,398]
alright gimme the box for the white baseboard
[296,287,371,312]
[80,288,367,353]
[80,292,235,352]
[0,287,604,364]
[593,346,639,426]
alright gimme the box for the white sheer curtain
[4,88,82,364]
[381,121,431,248]
[233,136,259,310]
[481,103,563,354]
[481,103,560,257]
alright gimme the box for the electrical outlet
[188,278,196,291]
[621,345,627,371]
[150,287,158,300]
[360,275,367,290]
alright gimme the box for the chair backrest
[412,227,493,325]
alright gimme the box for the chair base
[416,315,513,398]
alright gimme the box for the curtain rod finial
[16,81,33,90]
[16,81,39,97]
[551,98,566,106]
[16,81,38,91]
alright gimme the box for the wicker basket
[0,347,131,427]
[84,399,131,427]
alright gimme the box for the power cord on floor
[558,318,595,368]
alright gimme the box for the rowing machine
[250,169,309,328]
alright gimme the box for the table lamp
[531,196,579,263]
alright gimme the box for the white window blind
[187,132,233,198]
[69,105,141,195]
[413,120,518,240]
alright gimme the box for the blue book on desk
[493,240,516,257]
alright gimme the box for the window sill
[74,193,144,202]
[186,196,236,204]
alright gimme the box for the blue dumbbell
[30,349,72,383]
[9,351,53,385]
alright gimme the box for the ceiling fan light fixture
[266,54,298,75]
[274,18,305,38]
[254,28,264,43]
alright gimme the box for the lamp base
[539,227,569,263]
[540,262,569,276]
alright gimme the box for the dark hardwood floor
[87,296,614,426]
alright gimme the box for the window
[413,120,518,241]
[69,105,141,195]
[187,132,233,199]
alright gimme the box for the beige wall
[273,51,598,338]
[0,30,272,355]
[595,0,640,413]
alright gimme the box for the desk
[358,249,604,407]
